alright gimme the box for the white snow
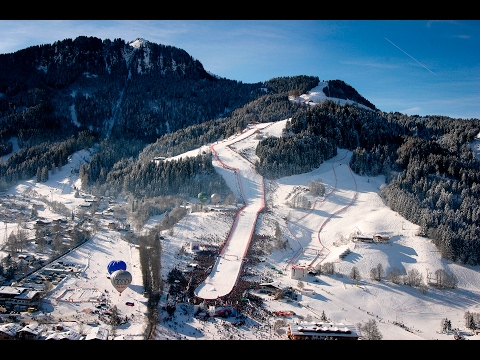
[293,81,374,111]
[1,111,480,340]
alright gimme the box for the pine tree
[441,318,452,333]
[465,311,477,332]
[36,167,42,183]
[41,166,49,182]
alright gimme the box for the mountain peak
[129,38,149,48]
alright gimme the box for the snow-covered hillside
[290,82,374,111]
[1,118,480,340]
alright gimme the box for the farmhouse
[0,322,23,340]
[287,321,360,340]
[374,234,390,242]
[0,286,41,311]
[35,220,51,228]
[85,326,109,340]
[18,323,44,340]
[45,329,83,340]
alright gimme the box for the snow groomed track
[194,124,269,300]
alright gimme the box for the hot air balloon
[198,192,209,204]
[107,260,127,275]
[110,269,132,295]
[211,193,220,206]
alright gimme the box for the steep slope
[0,36,264,142]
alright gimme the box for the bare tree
[36,236,47,253]
[16,228,28,253]
[434,269,458,289]
[6,231,18,257]
[42,281,54,295]
[370,263,385,281]
[274,221,282,240]
[51,233,64,255]
[308,178,325,197]
[288,89,301,98]
[419,281,428,294]
[358,319,383,340]
[224,194,237,206]
[406,268,423,287]
[387,266,403,284]
[349,266,361,281]
[317,262,335,275]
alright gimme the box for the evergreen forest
[0,36,479,265]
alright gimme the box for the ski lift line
[286,151,345,268]
[287,149,355,269]
[316,151,357,242]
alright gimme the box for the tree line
[253,100,480,265]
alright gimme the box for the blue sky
[0,20,478,119]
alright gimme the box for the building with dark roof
[0,286,41,311]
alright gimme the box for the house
[45,329,83,340]
[374,234,390,242]
[0,286,41,311]
[258,281,297,300]
[0,322,23,340]
[153,156,166,165]
[18,323,44,340]
[291,264,308,279]
[287,321,360,340]
[35,220,51,228]
[85,326,109,340]
[52,218,68,225]
[352,235,374,243]
[258,280,289,294]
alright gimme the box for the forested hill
[1,36,480,266]
[0,36,265,144]
[254,101,480,265]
